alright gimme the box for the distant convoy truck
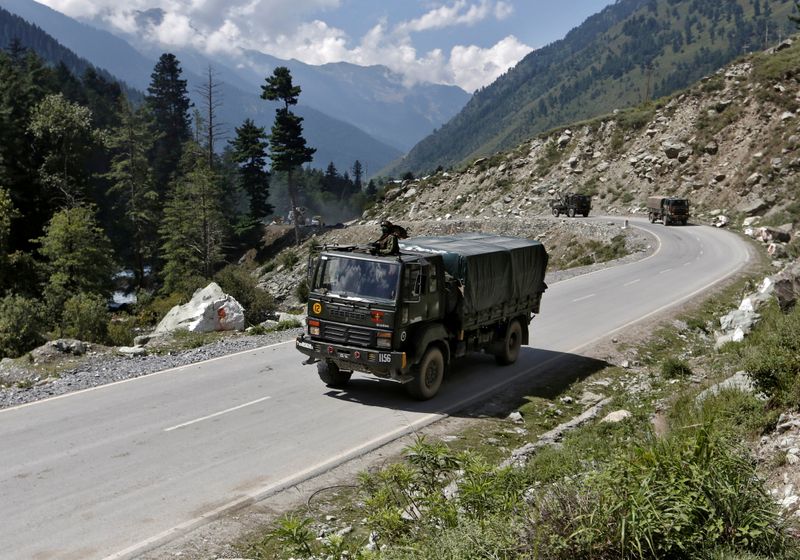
[647,196,690,225]
[550,193,592,217]
[295,234,549,400]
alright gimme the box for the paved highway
[0,218,753,560]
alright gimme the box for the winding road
[0,218,754,560]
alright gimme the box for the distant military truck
[647,196,689,225]
[295,234,548,400]
[550,193,592,217]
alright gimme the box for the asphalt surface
[0,218,753,560]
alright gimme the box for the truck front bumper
[295,334,410,380]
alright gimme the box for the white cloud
[399,0,511,33]
[35,0,531,90]
[450,35,532,92]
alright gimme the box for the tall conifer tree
[146,53,192,198]
[261,67,315,245]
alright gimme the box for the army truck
[550,193,592,217]
[647,196,689,225]
[295,234,548,400]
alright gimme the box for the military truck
[647,196,689,225]
[550,193,592,217]
[295,234,549,400]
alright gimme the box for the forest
[0,44,379,359]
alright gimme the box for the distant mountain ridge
[0,5,140,101]
[390,0,799,176]
[0,0,470,169]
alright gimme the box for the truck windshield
[669,199,688,208]
[315,256,400,301]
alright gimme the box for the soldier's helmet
[381,219,393,232]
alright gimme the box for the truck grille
[321,323,373,347]
[329,307,369,322]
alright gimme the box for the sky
[35,0,615,92]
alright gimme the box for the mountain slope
[0,5,140,100]
[391,0,799,175]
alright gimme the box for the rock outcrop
[154,283,245,335]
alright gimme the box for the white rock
[508,411,524,423]
[601,410,632,423]
[154,283,245,334]
[118,346,147,357]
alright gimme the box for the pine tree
[352,160,363,192]
[146,53,192,198]
[230,118,272,224]
[159,142,227,295]
[38,204,115,314]
[105,101,159,288]
[261,67,315,245]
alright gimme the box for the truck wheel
[583,212,590,217]
[649,212,656,223]
[317,361,352,388]
[552,207,559,217]
[567,208,576,218]
[664,215,671,226]
[495,319,522,365]
[406,346,444,400]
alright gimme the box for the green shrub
[106,315,137,346]
[0,293,44,358]
[61,292,109,343]
[136,292,184,326]
[739,303,800,406]
[295,279,309,303]
[525,428,789,558]
[214,264,275,325]
[279,250,300,269]
[661,356,693,378]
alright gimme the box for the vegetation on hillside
[391,0,799,176]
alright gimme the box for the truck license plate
[297,341,313,350]
[378,353,391,363]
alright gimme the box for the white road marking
[684,262,692,267]
[623,279,640,287]
[659,268,672,274]
[164,397,271,432]
[572,294,595,303]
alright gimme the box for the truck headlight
[376,332,392,349]
[308,319,320,336]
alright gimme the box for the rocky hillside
[371,39,800,231]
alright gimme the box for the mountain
[0,5,140,101]
[390,0,799,176]
[0,0,403,174]
[215,51,470,152]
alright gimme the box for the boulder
[696,371,758,403]
[719,308,759,335]
[772,261,800,311]
[30,339,88,363]
[736,198,768,216]
[662,139,686,159]
[154,283,245,334]
[601,410,632,423]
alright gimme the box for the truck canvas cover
[400,234,548,316]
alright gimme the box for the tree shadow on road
[321,347,611,418]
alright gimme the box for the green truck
[647,196,689,225]
[295,234,549,399]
